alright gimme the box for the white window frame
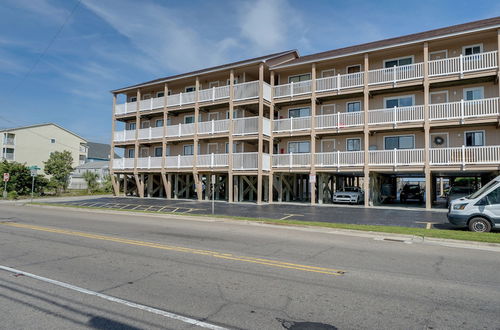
[184,115,195,124]
[429,50,448,60]
[127,122,136,130]
[127,149,135,158]
[430,132,449,148]
[384,134,415,150]
[320,139,335,152]
[320,104,336,115]
[208,81,219,88]
[346,138,362,151]
[207,143,218,154]
[288,73,311,83]
[346,64,362,74]
[185,86,196,93]
[383,55,415,68]
[464,130,485,147]
[346,101,362,112]
[383,94,415,108]
[141,93,151,100]
[463,86,484,100]
[287,140,311,154]
[288,107,311,118]
[183,144,194,155]
[155,119,163,127]
[429,90,449,104]
[154,146,163,157]
[320,69,335,78]
[462,43,483,55]
[128,96,137,102]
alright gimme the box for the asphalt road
[47,196,450,229]
[0,204,499,329]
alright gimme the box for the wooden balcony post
[134,89,141,178]
[310,63,317,205]
[110,93,120,196]
[423,41,432,210]
[257,62,264,204]
[269,70,275,203]
[228,69,235,202]
[363,53,370,206]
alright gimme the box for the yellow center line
[0,222,345,276]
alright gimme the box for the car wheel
[468,217,492,233]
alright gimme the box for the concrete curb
[24,203,500,252]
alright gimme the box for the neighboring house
[0,123,87,172]
[86,142,115,162]
[69,161,109,190]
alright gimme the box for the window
[384,135,414,150]
[384,95,414,108]
[346,65,361,73]
[4,133,15,145]
[156,92,164,98]
[226,109,241,119]
[288,73,311,83]
[128,96,137,102]
[321,69,335,78]
[463,87,484,101]
[50,139,56,144]
[288,141,310,153]
[184,115,195,124]
[463,44,482,56]
[141,121,150,129]
[155,119,163,127]
[183,145,194,155]
[429,50,448,60]
[127,122,136,130]
[225,142,238,153]
[384,57,413,68]
[141,94,151,100]
[288,107,311,118]
[465,131,484,146]
[208,81,219,88]
[485,187,500,205]
[346,138,361,151]
[154,147,163,157]
[127,149,135,158]
[185,86,196,93]
[346,101,361,112]
[226,78,239,85]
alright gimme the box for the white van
[447,175,500,232]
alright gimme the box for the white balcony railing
[165,123,195,137]
[273,116,311,132]
[198,85,230,103]
[368,63,424,85]
[428,51,498,77]
[316,111,364,129]
[3,138,15,145]
[233,81,260,101]
[165,155,194,168]
[429,97,499,121]
[369,149,425,166]
[315,151,364,168]
[197,153,229,168]
[113,130,136,142]
[115,101,137,115]
[272,153,311,168]
[112,158,135,169]
[137,126,163,140]
[233,152,259,170]
[430,145,500,166]
[315,72,364,93]
[368,105,425,125]
[274,80,312,98]
[233,117,271,136]
[198,119,229,135]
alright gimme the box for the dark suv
[400,184,424,204]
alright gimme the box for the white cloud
[4,0,69,25]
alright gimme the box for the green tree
[44,151,74,194]
[101,174,113,193]
[82,171,99,193]
[0,160,47,196]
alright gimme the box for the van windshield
[468,180,498,199]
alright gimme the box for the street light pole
[31,175,35,203]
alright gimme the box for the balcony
[197,153,229,168]
[138,127,164,140]
[166,123,195,137]
[369,149,425,166]
[166,155,194,168]
[273,116,311,133]
[368,63,424,86]
[3,138,15,145]
[198,85,230,103]
[429,97,499,121]
[198,119,229,135]
[233,117,271,136]
[233,152,271,171]
[112,158,134,169]
[368,105,424,126]
[113,130,136,142]
[315,72,364,93]
[137,156,163,169]
[273,153,311,168]
[428,51,498,77]
[315,111,364,130]
[315,151,364,168]
[430,145,500,166]
[274,80,312,98]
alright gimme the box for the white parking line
[0,265,227,330]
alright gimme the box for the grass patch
[29,202,500,244]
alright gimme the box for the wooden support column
[146,174,153,197]
[233,175,239,202]
[123,174,128,196]
[257,63,265,204]
[310,63,317,204]
[318,173,324,204]
[363,53,370,207]
[134,89,141,174]
[174,174,179,199]
[166,173,172,199]
[278,173,283,202]
[194,77,203,201]
[268,70,275,203]
[423,42,432,210]
[228,69,235,202]
[110,93,120,195]
[161,82,168,199]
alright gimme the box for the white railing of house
[430,145,500,166]
[263,83,272,102]
[368,105,425,125]
[429,97,500,121]
[315,151,364,167]
[113,130,136,142]
[3,137,15,145]
[198,85,230,103]
[137,126,163,140]
[233,152,260,170]
[165,91,196,107]
[315,72,364,93]
[164,155,194,169]
[428,51,498,77]
[136,157,162,169]
[197,153,229,168]
[272,153,311,168]
[165,123,196,137]
[315,111,364,129]
[369,149,425,166]
[113,158,135,169]
[233,117,270,136]
[368,63,424,85]
[273,116,311,132]
[115,101,137,115]
[198,119,230,135]
[233,81,259,101]
[262,153,270,171]
[273,80,312,98]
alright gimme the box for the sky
[0,0,499,144]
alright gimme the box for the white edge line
[0,265,228,330]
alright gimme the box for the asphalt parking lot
[47,197,451,229]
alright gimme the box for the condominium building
[1,123,88,172]
[110,17,500,210]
